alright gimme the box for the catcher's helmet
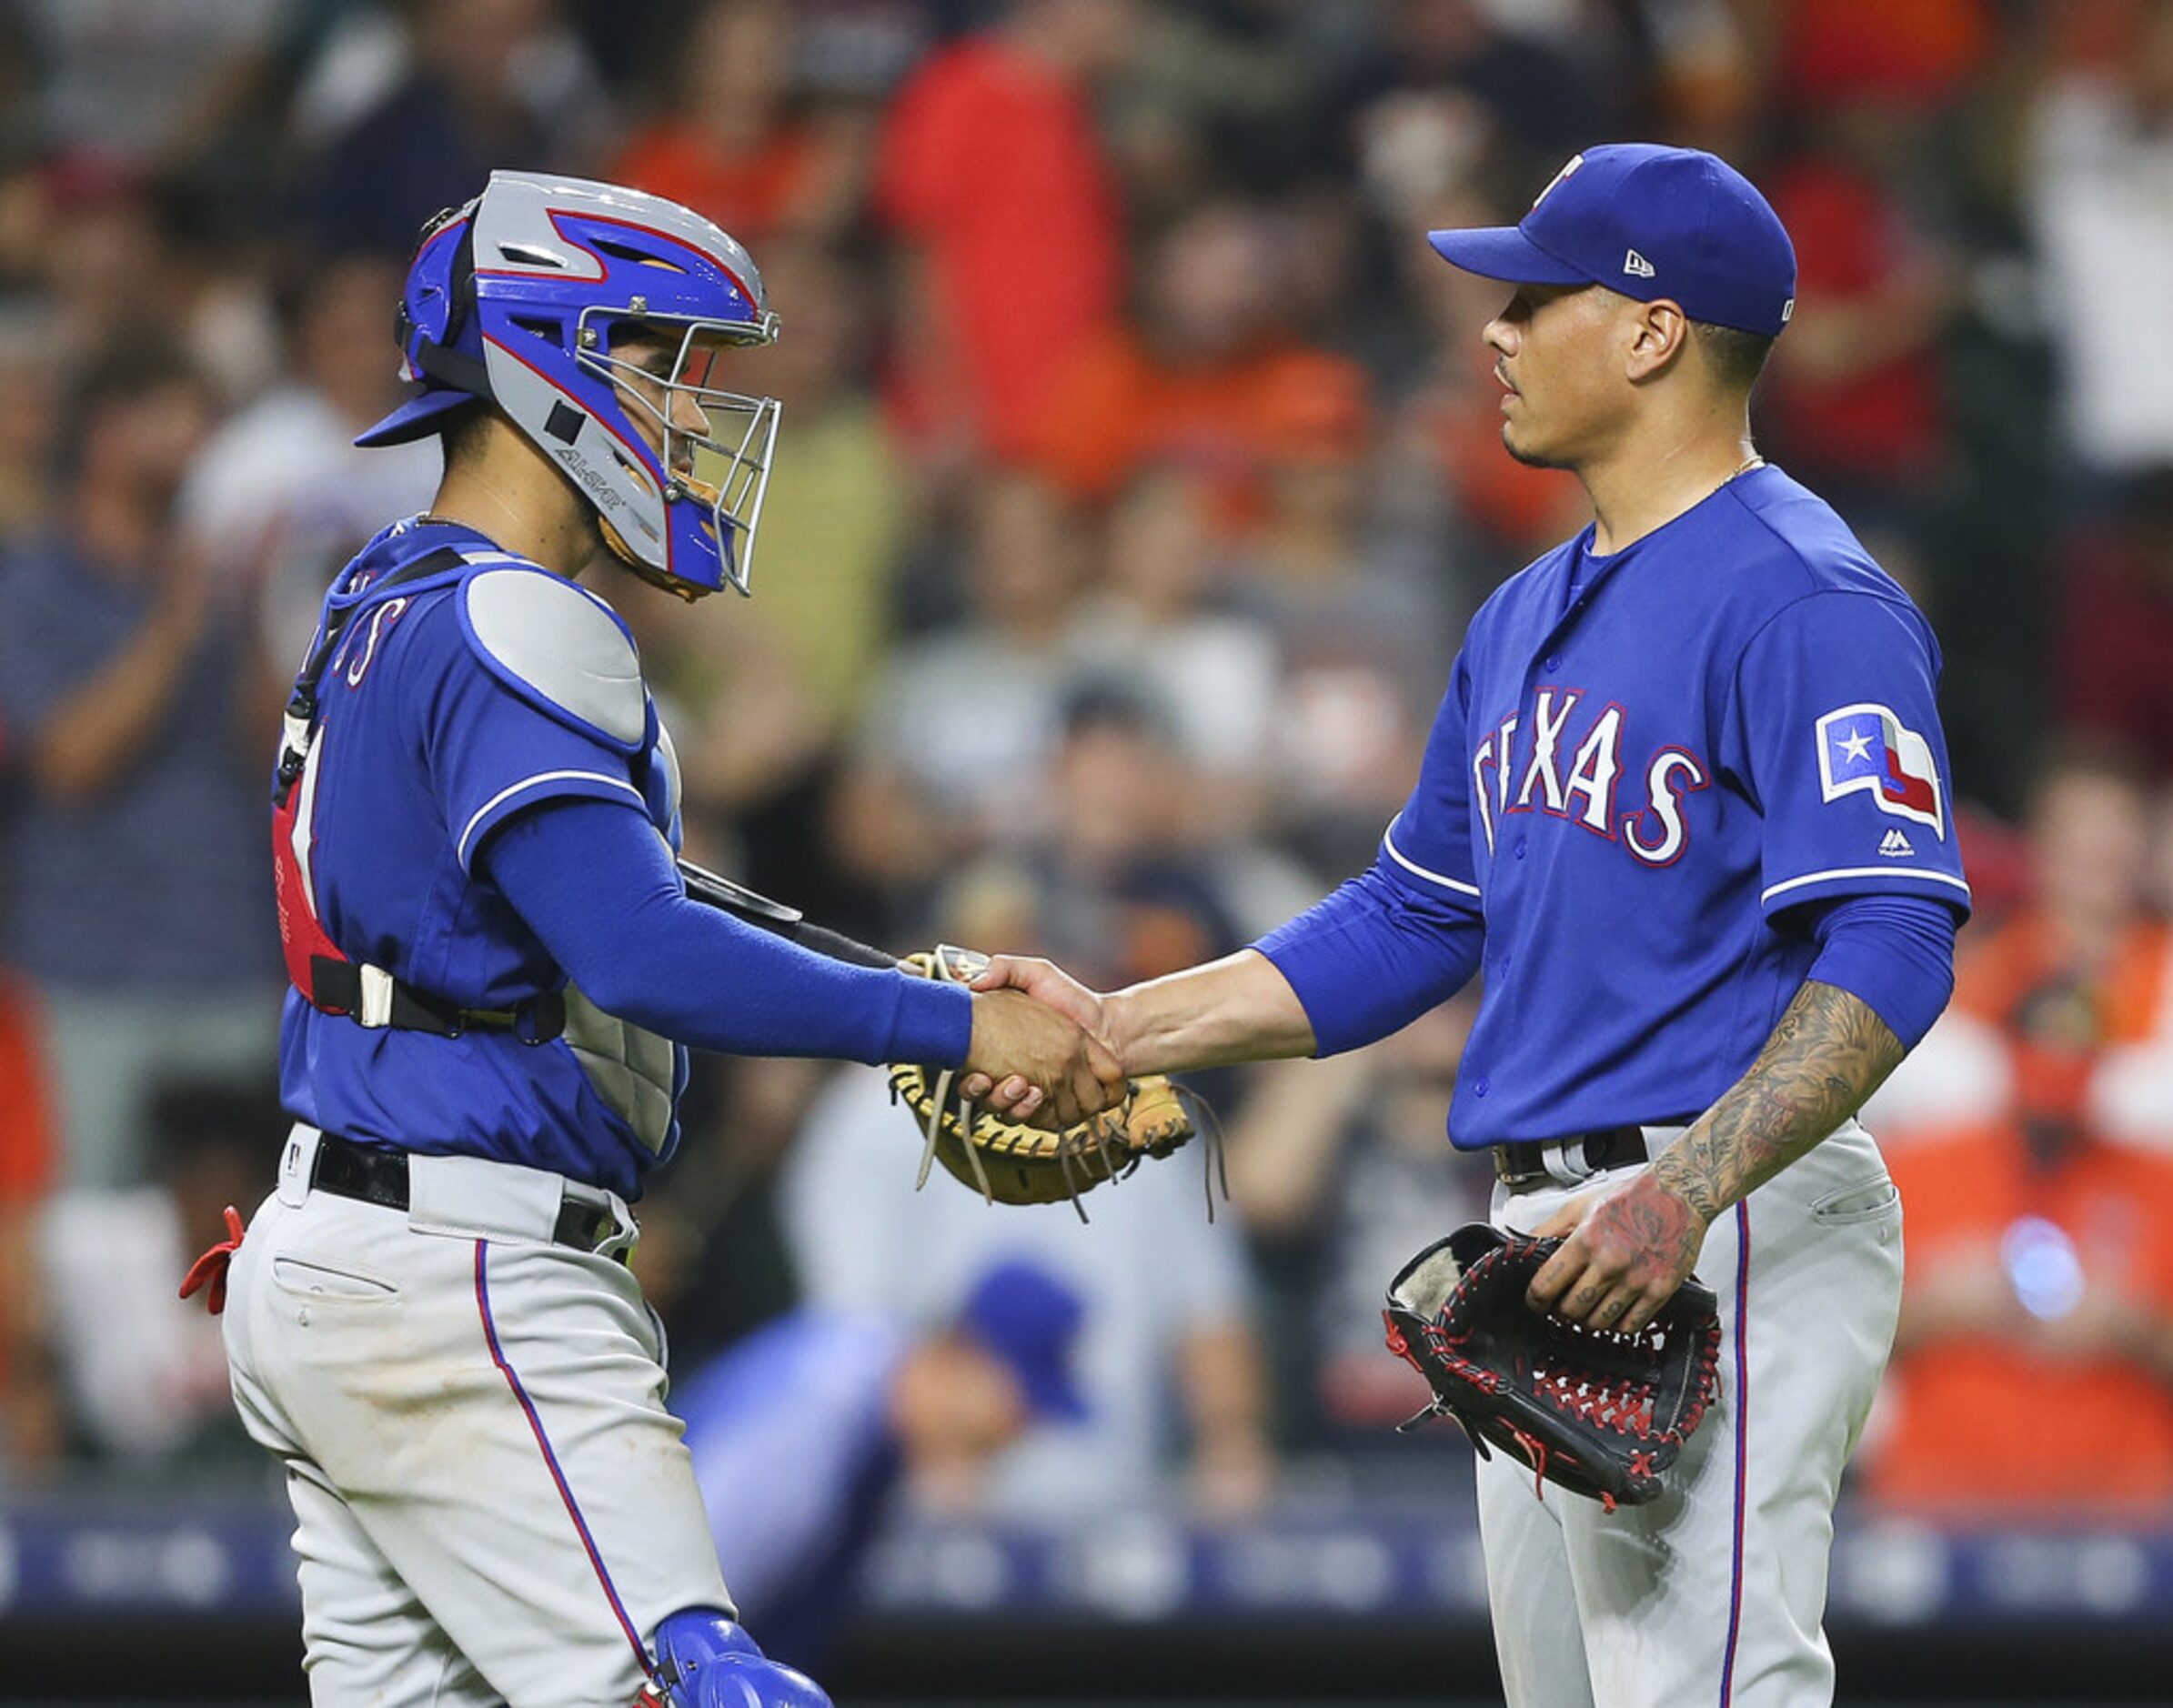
[357,170,781,598]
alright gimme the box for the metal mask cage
[578,307,782,596]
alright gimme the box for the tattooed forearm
[1647,980,1905,1222]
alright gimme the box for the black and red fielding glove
[1383,1223,1722,1511]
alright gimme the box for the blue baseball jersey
[277,517,687,1198]
[1263,466,1969,1150]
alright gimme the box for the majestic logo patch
[1624,249,1655,278]
[1817,704,1944,837]
[1878,828,1916,858]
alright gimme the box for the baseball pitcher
[973,145,1968,1705]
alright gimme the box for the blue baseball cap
[957,1259,1091,1423]
[1427,143,1796,339]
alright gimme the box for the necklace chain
[1705,452,1765,507]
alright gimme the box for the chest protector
[273,548,685,1153]
[270,545,568,1040]
[460,564,686,1155]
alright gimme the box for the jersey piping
[1383,813,1484,899]
[1761,866,1973,906]
[457,769,647,869]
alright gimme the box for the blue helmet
[357,170,782,598]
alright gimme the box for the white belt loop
[357,964,397,1029]
[585,1185,640,1262]
[1538,1136,1603,1189]
[1639,1121,1688,1158]
[277,1123,322,1207]
[1538,1125,1676,1191]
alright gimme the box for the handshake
[669,859,1208,1209]
[893,947,1201,1214]
[952,949,1127,1128]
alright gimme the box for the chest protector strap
[272,545,566,1044]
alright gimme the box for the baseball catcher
[200,169,1132,1708]
[1383,1223,1722,1511]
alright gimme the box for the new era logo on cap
[1426,144,1798,339]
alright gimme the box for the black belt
[1493,1125,1655,1193]
[309,1132,623,1256]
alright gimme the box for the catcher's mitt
[1383,1223,1722,1512]
[888,946,1210,1220]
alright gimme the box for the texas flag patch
[1816,703,1945,838]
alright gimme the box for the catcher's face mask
[583,316,781,600]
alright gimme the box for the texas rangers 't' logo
[1816,704,1944,838]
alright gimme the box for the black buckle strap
[307,957,565,1043]
[309,1133,620,1255]
[1493,1125,1653,1193]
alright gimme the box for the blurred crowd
[3,0,2173,1559]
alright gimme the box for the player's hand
[962,987,1124,1129]
[959,956,1120,1110]
[1525,1171,1712,1336]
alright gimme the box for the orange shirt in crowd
[1871,1126,2173,1511]
[1779,0,1992,105]
[876,35,1122,460]
[1031,327,1370,527]
[1951,912,2172,1045]
[610,122,826,244]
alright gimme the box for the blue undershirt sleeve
[1799,891,1957,1050]
[1252,864,1484,1058]
[479,797,971,1067]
